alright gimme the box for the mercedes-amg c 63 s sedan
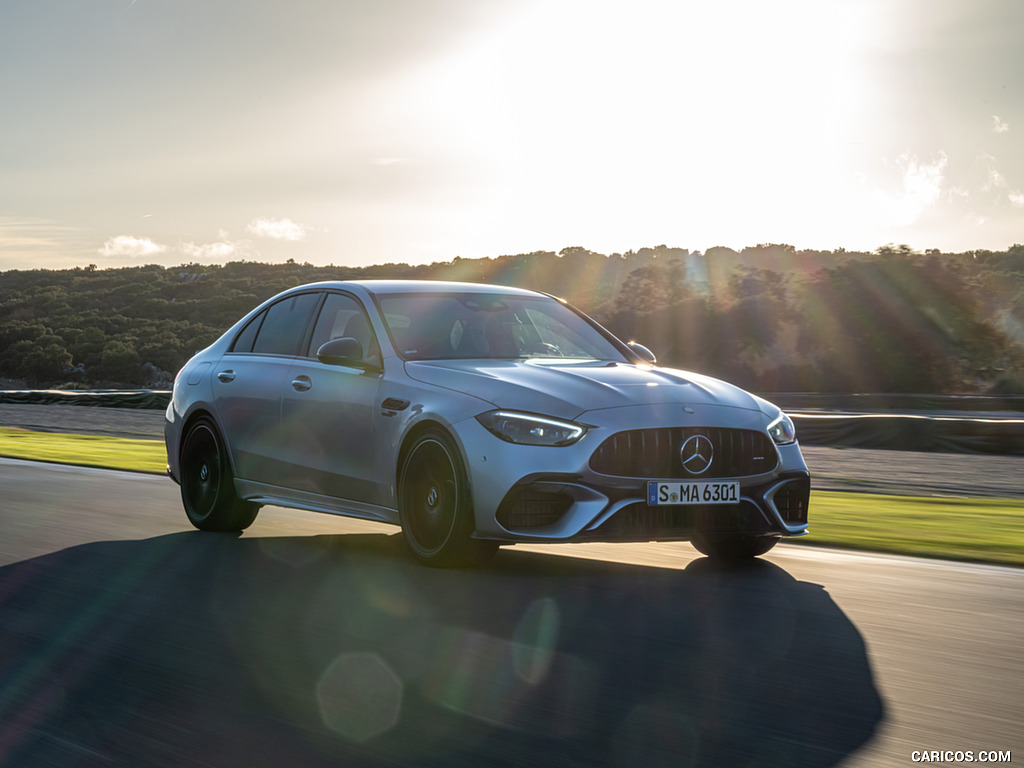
[165,280,810,566]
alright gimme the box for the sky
[1,0,1022,271]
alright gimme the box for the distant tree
[1,247,1023,392]
[0,339,38,378]
[615,264,687,312]
[22,343,73,386]
[97,340,140,384]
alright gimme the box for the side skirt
[234,479,400,525]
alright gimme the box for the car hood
[404,360,766,420]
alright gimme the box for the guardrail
[790,412,1024,456]
[0,390,171,409]
[767,392,1024,413]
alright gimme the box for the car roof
[298,279,549,298]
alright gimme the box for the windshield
[378,292,629,362]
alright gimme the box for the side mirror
[628,341,657,364]
[317,337,363,366]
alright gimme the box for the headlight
[476,411,588,446]
[767,412,797,445]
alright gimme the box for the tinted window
[378,293,627,362]
[251,293,319,356]
[231,310,266,353]
[309,292,381,365]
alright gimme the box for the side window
[231,309,266,353]
[309,293,381,366]
[250,293,319,356]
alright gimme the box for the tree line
[1,243,1022,394]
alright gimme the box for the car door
[213,291,320,486]
[279,291,384,503]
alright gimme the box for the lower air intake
[497,488,573,530]
[773,477,810,525]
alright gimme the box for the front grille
[773,477,810,525]
[497,488,573,530]
[583,500,772,541]
[589,427,777,479]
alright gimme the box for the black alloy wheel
[399,429,497,568]
[180,417,259,532]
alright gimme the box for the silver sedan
[165,280,810,566]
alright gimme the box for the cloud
[872,152,948,227]
[179,241,243,260]
[98,235,166,258]
[899,152,947,215]
[1009,191,1024,209]
[178,236,261,262]
[247,217,308,241]
[992,115,1010,134]
[1,215,74,252]
[984,167,1007,191]
[900,152,947,207]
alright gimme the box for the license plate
[647,481,740,506]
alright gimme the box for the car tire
[179,417,259,532]
[691,533,778,560]
[399,429,498,568]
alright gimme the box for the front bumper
[454,404,811,544]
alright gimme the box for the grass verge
[1,427,1021,567]
[789,490,1024,567]
[0,427,166,474]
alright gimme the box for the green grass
[1,427,1021,567]
[790,490,1024,567]
[0,427,166,474]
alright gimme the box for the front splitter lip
[476,471,811,543]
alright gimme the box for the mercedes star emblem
[680,434,714,475]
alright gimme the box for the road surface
[0,459,1019,767]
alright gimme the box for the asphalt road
[0,459,1019,767]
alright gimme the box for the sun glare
[386,0,876,254]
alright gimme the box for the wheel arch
[396,418,463,488]
[178,408,241,481]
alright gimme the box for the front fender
[379,374,492,509]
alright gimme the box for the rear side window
[231,310,266,353]
[247,293,319,356]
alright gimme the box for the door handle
[216,370,236,383]
[291,375,312,392]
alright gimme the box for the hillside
[1,244,1022,394]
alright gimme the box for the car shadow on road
[0,531,884,768]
